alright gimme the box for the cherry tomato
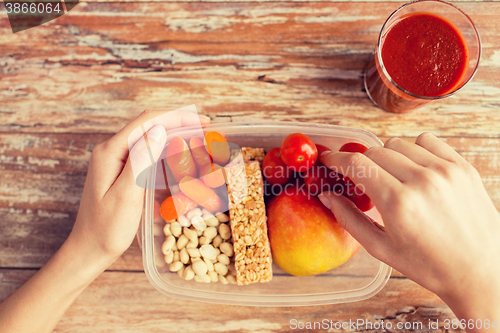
[303,165,343,195]
[314,144,332,166]
[262,147,290,186]
[344,178,374,212]
[339,142,368,154]
[280,133,318,172]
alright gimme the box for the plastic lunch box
[140,121,392,306]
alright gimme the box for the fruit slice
[199,162,226,188]
[160,192,197,221]
[165,136,198,183]
[339,142,368,154]
[179,176,226,212]
[204,131,230,165]
[189,137,212,168]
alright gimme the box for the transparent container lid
[141,121,391,306]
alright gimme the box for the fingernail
[147,125,166,143]
[320,151,332,158]
[199,115,211,121]
[318,193,332,209]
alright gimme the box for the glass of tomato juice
[364,0,481,113]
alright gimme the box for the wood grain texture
[1,2,499,137]
[0,269,465,333]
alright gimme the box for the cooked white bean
[192,259,208,276]
[216,213,229,223]
[214,263,228,276]
[183,266,195,281]
[186,247,201,258]
[177,265,185,278]
[162,235,176,254]
[178,215,191,227]
[219,242,234,257]
[212,235,223,248]
[170,222,182,237]
[219,224,231,240]
[183,227,198,243]
[200,244,217,260]
[204,257,214,272]
[186,208,203,220]
[163,223,172,236]
[169,261,183,272]
[216,254,230,265]
[219,274,229,285]
[173,250,180,262]
[226,274,237,284]
[191,215,207,231]
[180,248,190,264]
[164,251,174,264]
[186,240,198,249]
[208,271,218,282]
[194,275,211,283]
[202,208,213,216]
[204,226,217,239]
[204,215,220,227]
[199,236,210,246]
[176,235,189,250]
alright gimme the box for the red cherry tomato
[344,178,374,212]
[339,142,368,154]
[314,144,332,166]
[303,165,343,195]
[280,133,318,172]
[262,147,290,186]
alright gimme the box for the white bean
[204,226,217,239]
[162,235,176,254]
[178,215,191,227]
[186,240,198,249]
[170,222,182,237]
[194,275,211,283]
[226,274,237,284]
[191,215,207,231]
[164,251,174,264]
[177,265,185,278]
[204,257,214,272]
[173,250,180,262]
[187,248,201,258]
[199,236,210,246]
[192,259,208,276]
[219,242,234,257]
[201,208,213,216]
[186,208,203,220]
[216,212,229,223]
[204,215,220,227]
[200,244,217,260]
[183,266,195,281]
[214,263,228,276]
[169,261,183,272]
[217,254,230,265]
[176,235,189,250]
[183,227,198,243]
[163,223,172,236]
[208,271,218,282]
[219,274,229,285]
[219,224,231,240]
[180,248,190,264]
[212,235,223,248]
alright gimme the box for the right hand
[318,133,500,328]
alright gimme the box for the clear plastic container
[140,121,391,306]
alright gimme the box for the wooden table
[1,1,499,332]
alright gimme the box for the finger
[384,137,443,168]
[320,151,401,207]
[363,146,424,183]
[415,132,468,165]
[318,191,391,262]
[109,125,167,199]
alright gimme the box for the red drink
[364,1,481,113]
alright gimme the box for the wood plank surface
[1,2,499,137]
[0,269,464,333]
[1,1,499,331]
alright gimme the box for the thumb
[318,191,390,261]
[113,125,167,197]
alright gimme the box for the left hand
[68,108,210,269]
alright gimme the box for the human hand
[318,133,500,327]
[67,108,210,271]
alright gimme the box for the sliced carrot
[160,192,197,221]
[189,137,212,168]
[204,131,230,165]
[165,136,197,183]
[179,176,226,213]
[199,162,226,188]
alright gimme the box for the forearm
[0,234,114,333]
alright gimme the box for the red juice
[381,13,468,97]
